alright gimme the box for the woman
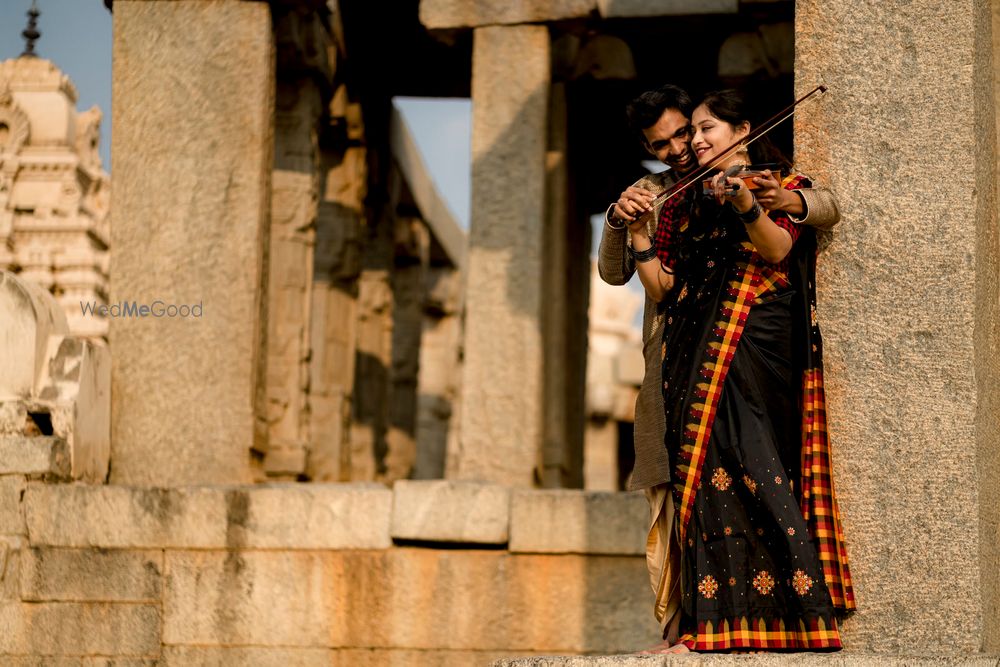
[627,90,856,651]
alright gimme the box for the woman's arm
[712,172,792,264]
[626,222,674,302]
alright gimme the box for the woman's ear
[736,121,751,141]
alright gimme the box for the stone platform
[496,655,1000,666]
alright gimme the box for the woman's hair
[697,89,792,171]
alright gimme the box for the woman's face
[691,103,750,168]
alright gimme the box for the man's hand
[613,186,656,224]
[752,170,802,215]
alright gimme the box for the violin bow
[635,85,828,218]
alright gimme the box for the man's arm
[752,170,841,231]
[597,205,636,286]
[793,187,841,231]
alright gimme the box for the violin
[626,85,827,221]
[701,163,784,198]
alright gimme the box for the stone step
[493,654,1000,666]
[0,436,70,479]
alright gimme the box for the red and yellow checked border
[673,249,762,542]
[801,367,857,610]
[679,615,842,651]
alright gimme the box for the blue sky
[0,0,112,171]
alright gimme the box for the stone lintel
[420,0,597,30]
[419,0,738,29]
[24,483,392,550]
[508,489,647,555]
[390,480,509,544]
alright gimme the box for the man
[598,83,841,653]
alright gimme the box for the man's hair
[625,84,693,143]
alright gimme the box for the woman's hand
[710,171,754,213]
[613,186,656,224]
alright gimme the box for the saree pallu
[660,198,855,652]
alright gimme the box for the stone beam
[796,0,999,653]
[454,25,549,486]
[418,0,737,29]
[110,1,274,484]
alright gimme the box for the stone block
[36,336,111,482]
[110,0,274,486]
[0,437,70,479]
[163,548,658,653]
[0,271,68,402]
[509,490,647,555]
[237,483,392,549]
[20,548,162,602]
[0,536,24,601]
[161,647,332,667]
[0,476,27,535]
[458,25,549,486]
[0,601,160,656]
[24,483,391,549]
[596,0,737,17]
[419,0,596,29]
[390,480,509,544]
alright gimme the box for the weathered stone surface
[795,0,998,654]
[0,536,24,601]
[0,271,68,401]
[163,548,658,652]
[596,0,737,17]
[0,437,70,479]
[391,480,509,544]
[419,0,596,29]
[20,548,162,602]
[0,475,26,535]
[162,647,549,666]
[495,655,1000,666]
[509,490,646,555]
[24,483,391,549]
[36,337,111,483]
[456,25,549,486]
[110,0,273,485]
[0,601,160,656]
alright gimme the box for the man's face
[641,108,696,175]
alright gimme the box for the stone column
[796,0,998,652]
[454,25,550,486]
[260,78,322,477]
[110,1,274,485]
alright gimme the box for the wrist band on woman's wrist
[733,196,763,224]
[627,245,658,263]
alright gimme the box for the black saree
[658,176,856,651]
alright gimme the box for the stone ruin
[0,0,997,664]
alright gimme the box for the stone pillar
[796,0,998,652]
[454,25,549,486]
[260,78,322,477]
[307,144,366,482]
[110,1,274,485]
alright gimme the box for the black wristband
[733,196,763,225]
[628,245,658,263]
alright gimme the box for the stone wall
[0,470,659,664]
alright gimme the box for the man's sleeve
[792,187,841,231]
[598,205,636,286]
